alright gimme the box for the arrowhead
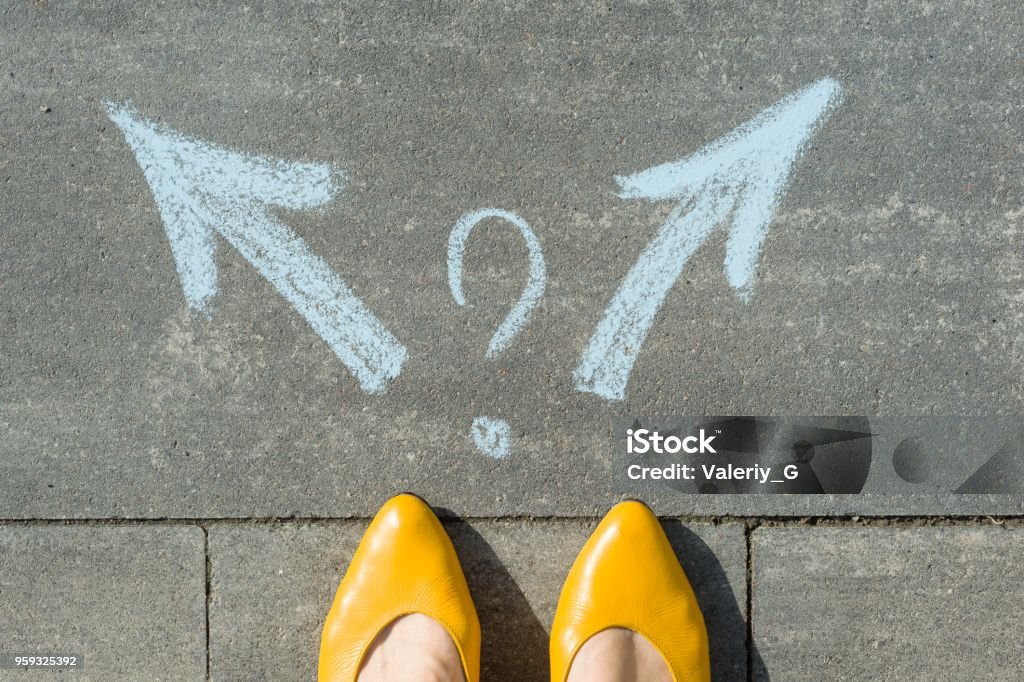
[575,79,842,401]
[107,103,406,393]
[613,78,842,296]
[105,102,342,311]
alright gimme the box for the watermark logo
[618,417,1024,495]
[626,428,718,454]
[619,417,873,494]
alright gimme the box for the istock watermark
[626,428,718,455]
[616,417,1024,495]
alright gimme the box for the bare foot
[357,613,465,682]
[566,628,673,682]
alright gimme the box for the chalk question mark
[447,208,546,458]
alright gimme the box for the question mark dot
[471,417,512,459]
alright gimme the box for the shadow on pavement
[444,517,550,681]
[662,521,768,682]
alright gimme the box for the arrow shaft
[574,189,734,401]
[214,201,406,394]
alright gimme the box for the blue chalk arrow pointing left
[106,103,407,394]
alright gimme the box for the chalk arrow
[575,78,842,401]
[106,103,407,394]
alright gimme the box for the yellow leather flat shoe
[550,500,710,682]
[318,493,481,682]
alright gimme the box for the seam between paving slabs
[745,520,756,682]
[3,515,1020,682]
[202,524,212,682]
[0,515,1023,526]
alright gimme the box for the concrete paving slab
[209,518,747,681]
[0,525,205,681]
[2,1,1023,518]
[751,526,1024,681]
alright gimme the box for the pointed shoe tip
[595,499,670,547]
[607,498,659,522]
[374,493,441,526]
[382,491,433,511]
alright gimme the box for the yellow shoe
[318,493,481,681]
[550,500,710,682]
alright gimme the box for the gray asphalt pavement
[7,4,1024,681]
[3,1,1022,518]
